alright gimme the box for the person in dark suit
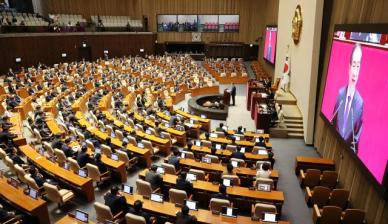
[61,138,75,157]
[211,184,230,201]
[104,186,128,215]
[29,165,46,187]
[145,164,163,190]
[168,148,180,170]
[222,163,236,175]
[332,43,363,154]
[94,153,107,173]
[231,146,246,160]
[9,148,26,166]
[255,136,266,148]
[231,83,236,106]
[128,200,154,224]
[176,171,194,197]
[76,145,92,168]
[176,205,197,224]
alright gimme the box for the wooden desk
[171,91,185,104]
[55,215,95,224]
[45,113,65,137]
[191,86,220,97]
[191,145,269,162]
[98,92,112,111]
[19,145,95,202]
[295,156,335,175]
[0,176,50,224]
[176,109,210,132]
[15,95,33,120]
[9,112,27,146]
[123,193,288,224]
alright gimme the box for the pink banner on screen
[321,40,388,184]
[264,29,277,63]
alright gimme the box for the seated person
[211,184,230,201]
[29,165,46,187]
[168,148,180,170]
[145,164,163,190]
[128,200,155,224]
[256,162,272,179]
[176,171,193,197]
[236,126,244,134]
[76,145,92,168]
[94,153,108,174]
[51,135,63,149]
[255,136,266,147]
[231,146,246,160]
[0,203,21,223]
[176,205,197,224]
[61,138,75,157]
[222,163,236,176]
[215,123,224,132]
[104,186,128,215]
[9,148,27,167]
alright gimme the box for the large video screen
[321,28,388,184]
[263,26,277,64]
[158,15,239,33]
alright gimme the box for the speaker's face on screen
[349,47,362,85]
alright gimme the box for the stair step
[284,116,303,120]
[284,118,303,124]
[286,123,304,129]
[288,132,304,138]
[286,128,304,134]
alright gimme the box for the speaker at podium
[224,89,231,106]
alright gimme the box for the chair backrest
[320,206,342,224]
[4,156,16,175]
[106,125,113,136]
[127,118,135,127]
[161,131,172,142]
[128,136,137,146]
[125,213,146,224]
[141,140,154,153]
[86,163,101,181]
[209,198,230,213]
[342,209,365,224]
[101,144,112,157]
[320,171,338,189]
[215,131,225,138]
[255,177,274,189]
[222,174,240,186]
[54,149,67,164]
[68,157,81,172]
[86,140,94,151]
[312,186,331,208]
[162,162,176,175]
[252,146,266,154]
[253,203,277,218]
[115,130,124,141]
[24,174,40,190]
[230,158,245,167]
[329,189,349,209]
[136,179,152,198]
[43,142,55,156]
[201,140,212,148]
[76,131,85,141]
[33,128,42,142]
[226,145,237,152]
[94,202,114,222]
[117,150,130,165]
[182,151,195,160]
[0,148,7,160]
[169,188,188,206]
[205,154,219,163]
[14,164,27,183]
[256,161,271,169]
[189,169,206,181]
[43,182,61,203]
[304,169,321,187]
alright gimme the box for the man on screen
[332,43,363,154]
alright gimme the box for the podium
[223,89,231,106]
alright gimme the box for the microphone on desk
[330,100,343,124]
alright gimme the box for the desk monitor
[185,199,198,211]
[9,177,19,188]
[63,162,70,170]
[221,207,238,218]
[122,184,134,194]
[186,173,197,182]
[75,210,89,223]
[95,148,101,154]
[234,136,241,141]
[137,143,144,149]
[28,188,38,199]
[222,126,228,131]
[150,193,163,203]
[240,147,246,153]
[201,114,206,118]
[189,119,195,124]
[146,129,152,135]
[242,128,246,132]
[39,148,45,155]
[156,167,165,175]
[195,140,201,147]
[111,153,119,161]
[231,160,239,168]
[78,169,88,178]
[165,123,170,128]
[258,149,268,155]
[255,138,261,143]
[256,129,264,134]
[263,212,277,223]
[215,144,222,150]
[258,183,271,192]
[210,133,218,138]
[223,178,232,187]
[181,152,186,158]
[201,157,211,164]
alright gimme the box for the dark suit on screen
[332,86,363,154]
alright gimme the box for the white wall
[275,0,323,144]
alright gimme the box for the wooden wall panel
[40,0,276,45]
[0,33,156,74]
[314,0,388,223]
